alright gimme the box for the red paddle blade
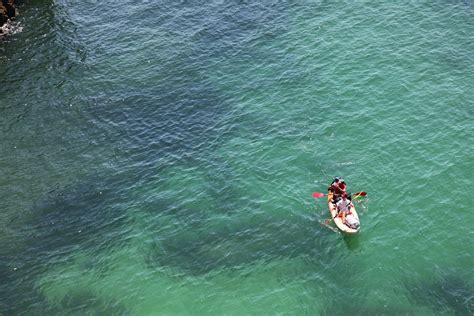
[312,192,326,198]
[354,191,367,197]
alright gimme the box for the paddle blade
[353,191,367,198]
[312,192,326,198]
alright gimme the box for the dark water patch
[91,85,230,164]
[320,303,413,316]
[138,1,289,54]
[55,289,129,316]
[192,157,262,217]
[445,0,474,9]
[0,102,32,132]
[406,272,474,315]
[342,234,361,251]
[0,0,82,82]
[145,209,328,275]
[140,153,339,276]
[0,0,87,135]
[438,46,474,74]
[0,257,58,314]
[136,157,265,227]
[0,261,15,313]
[21,181,128,256]
[3,0,294,186]
[0,175,132,314]
[2,288,130,316]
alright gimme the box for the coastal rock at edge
[0,0,16,30]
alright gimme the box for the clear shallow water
[1,1,473,315]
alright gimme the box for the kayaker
[336,192,353,223]
[328,176,347,201]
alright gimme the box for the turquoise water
[1,1,473,315]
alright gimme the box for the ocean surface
[1,1,473,315]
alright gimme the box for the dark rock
[0,0,16,29]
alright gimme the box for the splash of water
[0,20,22,36]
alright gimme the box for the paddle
[312,191,367,199]
[312,192,327,198]
[353,191,367,199]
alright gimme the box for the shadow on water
[405,272,474,315]
[343,234,360,251]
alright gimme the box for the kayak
[327,191,360,234]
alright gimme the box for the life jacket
[329,179,347,195]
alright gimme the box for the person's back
[328,177,347,201]
[336,195,353,224]
[336,197,351,213]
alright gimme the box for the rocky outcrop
[0,0,16,30]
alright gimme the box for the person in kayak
[335,192,353,224]
[325,177,361,230]
[328,176,347,201]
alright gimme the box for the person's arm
[333,185,344,195]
